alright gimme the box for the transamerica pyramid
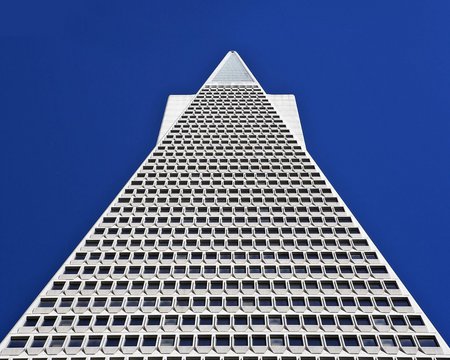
[1,51,449,360]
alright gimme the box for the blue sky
[1,1,450,342]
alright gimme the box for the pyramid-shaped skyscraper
[1,51,449,360]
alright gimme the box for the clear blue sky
[1,1,450,342]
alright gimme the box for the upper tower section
[158,51,305,146]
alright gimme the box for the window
[288,335,303,347]
[393,298,411,307]
[355,316,371,326]
[124,336,138,347]
[130,316,143,326]
[234,336,248,347]
[343,336,359,347]
[304,316,318,325]
[338,316,353,326]
[217,315,230,325]
[179,336,193,347]
[42,317,56,327]
[321,316,335,326]
[362,336,378,347]
[216,336,230,346]
[182,315,195,326]
[160,336,175,347]
[148,315,161,326]
[399,337,416,347]
[286,315,300,325]
[252,336,267,346]
[391,316,407,326]
[105,336,120,347]
[380,337,397,347]
[325,336,340,347]
[49,337,65,348]
[7,338,28,349]
[198,336,212,346]
[142,336,157,347]
[268,316,282,325]
[373,316,388,326]
[418,337,439,348]
[112,316,126,326]
[31,337,47,348]
[270,336,285,346]
[409,316,425,326]
[39,299,56,308]
[200,315,213,326]
[22,318,36,330]
[86,336,102,347]
[165,315,178,326]
[307,336,322,347]
[68,336,84,348]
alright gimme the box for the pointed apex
[206,51,258,85]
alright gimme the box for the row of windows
[111,205,344,215]
[183,102,273,109]
[158,139,298,148]
[122,189,332,198]
[22,313,426,333]
[146,156,310,165]
[165,132,292,140]
[144,162,312,171]
[137,170,318,178]
[138,166,316,175]
[134,176,321,185]
[129,170,321,181]
[157,142,302,150]
[176,116,283,123]
[37,295,411,314]
[146,154,309,162]
[168,131,294,141]
[4,349,450,360]
[158,141,302,149]
[187,100,272,106]
[177,115,281,121]
[161,140,299,149]
[161,133,296,141]
[7,333,441,354]
[72,250,378,265]
[117,194,337,205]
[152,148,304,161]
[101,216,352,228]
[178,113,279,120]
[99,222,355,232]
[176,113,282,119]
[125,180,328,190]
[180,109,277,116]
[108,206,345,216]
[60,264,389,281]
[82,238,370,251]
[162,134,301,143]
[145,158,311,167]
[169,131,290,139]
[91,226,359,238]
[151,150,311,159]
[49,279,399,297]
[172,126,287,134]
[3,356,449,360]
[141,161,313,170]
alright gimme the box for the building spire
[205,51,258,85]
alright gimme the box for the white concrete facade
[0,51,448,360]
